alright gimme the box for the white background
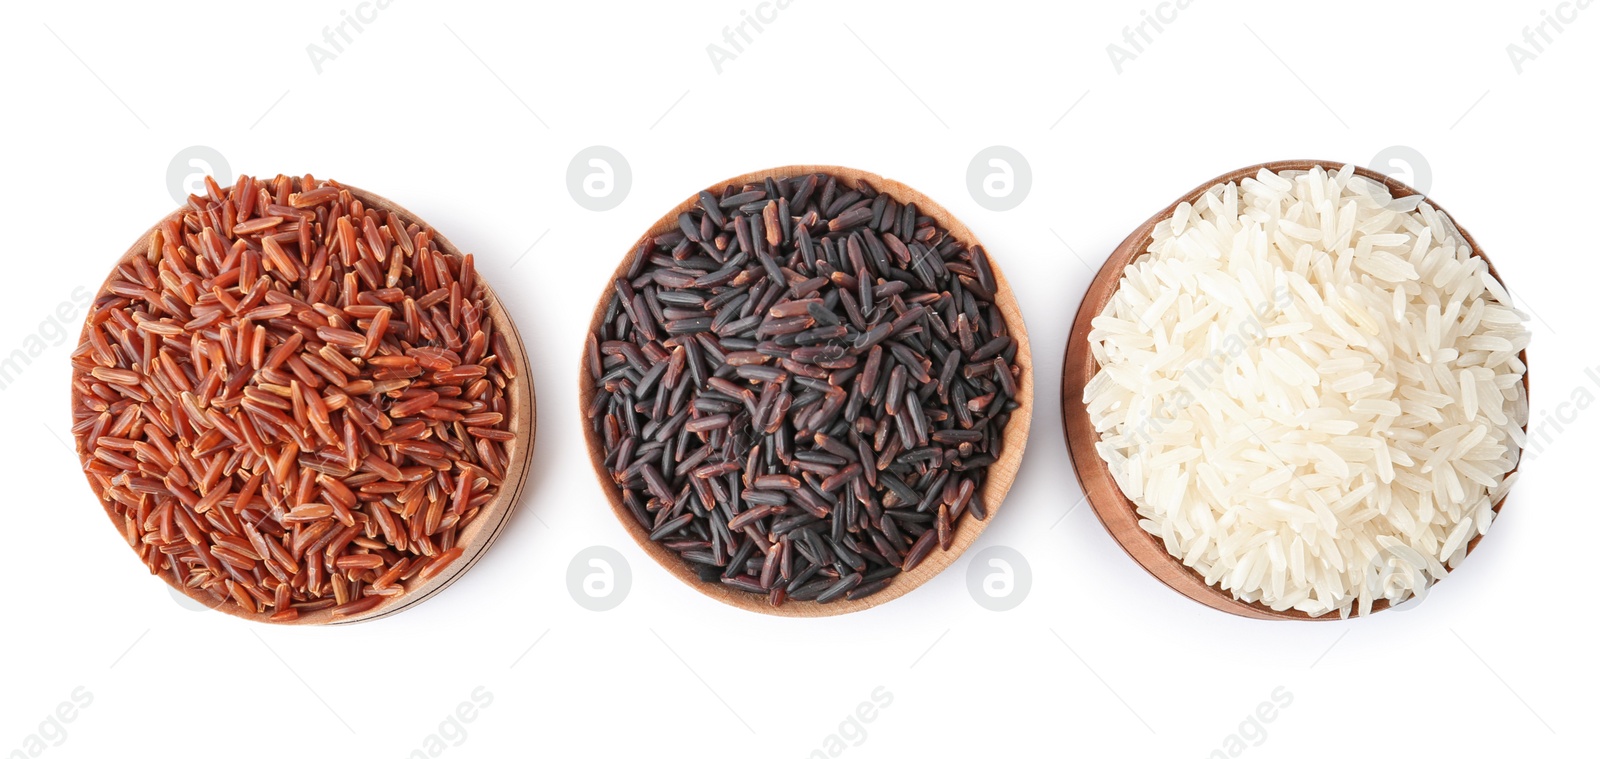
[2,1,1594,756]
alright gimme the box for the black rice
[586,170,1020,607]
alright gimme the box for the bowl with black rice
[580,165,1032,616]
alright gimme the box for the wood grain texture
[70,184,537,625]
[1061,160,1529,621]
[579,165,1034,617]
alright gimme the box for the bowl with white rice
[1063,161,1530,620]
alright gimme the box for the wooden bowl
[71,183,537,625]
[1061,160,1529,621]
[580,165,1034,617]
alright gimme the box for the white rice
[1084,166,1529,617]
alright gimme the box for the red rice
[71,174,517,621]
